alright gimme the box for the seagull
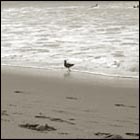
[91,4,98,8]
[64,60,74,72]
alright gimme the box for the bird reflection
[64,70,70,78]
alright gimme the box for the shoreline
[1,65,139,139]
[1,64,139,87]
[2,63,139,79]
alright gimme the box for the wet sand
[1,65,139,139]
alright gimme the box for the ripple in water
[1,1,139,78]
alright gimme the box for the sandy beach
[1,65,139,139]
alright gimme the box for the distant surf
[2,1,139,80]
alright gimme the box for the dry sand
[1,65,139,139]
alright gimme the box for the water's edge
[2,64,139,79]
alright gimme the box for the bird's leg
[68,68,71,72]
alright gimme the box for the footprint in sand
[115,104,136,108]
[19,123,56,132]
[94,132,110,136]
[1,110,10,122]
[58,132,69,135]
[66,97,78,100]
[115,104,125,107]
[127,105,136,108]
[1,110,9,116]
[104,134,123,139]
[14,90,23,94]
[53,110,67,114]
[13,112,23,115]
[9,104,17,107]
[69,118,75,121]
[94,132,123,139]
[14,90,30,94]
[35,114,75,125]
[125,132,139,137]
[35,115,49,119]
[1,118,10,122]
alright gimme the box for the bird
[91,4,98,8]
[64,60,74,72]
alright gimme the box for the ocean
[1,1,139,78]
